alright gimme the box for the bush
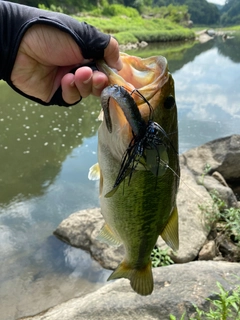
[114,32,139,45]
[102,4,139,18]
[38,3,64,13]
[133,29,195,43]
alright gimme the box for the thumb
[104,37,123,71]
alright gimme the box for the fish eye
[164,95,176,109]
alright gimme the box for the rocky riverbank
[21,134,240,320]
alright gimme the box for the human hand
[11,24,122,105]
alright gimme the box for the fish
[88,52,180,296]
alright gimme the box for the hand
[11,24,122,105]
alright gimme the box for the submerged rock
[21,261,240,320]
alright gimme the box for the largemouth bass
[89,53,180,296]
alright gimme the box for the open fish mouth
[97,52,171,120]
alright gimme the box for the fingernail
[70,80,75,87]
[83,77,92,84]
[94,83,104,90]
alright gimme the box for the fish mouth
[97,52,169,120]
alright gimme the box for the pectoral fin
[88,163,100,180]
[161,206,179,251]
[97,223,122,247]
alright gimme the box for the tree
[221,0,240,25]
[152,0,220,25]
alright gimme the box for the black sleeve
[0,1,111,106]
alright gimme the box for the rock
[216,234,240,262]
[201,175,239,208]
[21,261,240,320]
[187,20,193,28]
[198,240,216,260]
[119,41,148,51]
[195,29,213,43]
[183,135,240,180]
[54,208,124,270]
[138,41,148,48]
[211,171,228,187]
[157,161,212,263]
[183,135,240,208]
[207,29,216,37]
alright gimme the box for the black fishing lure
[100,85,177,196]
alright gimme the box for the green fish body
[90,53,180,296]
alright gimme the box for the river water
[1,34,240,319]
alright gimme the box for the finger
[91,71,109,97]
[104,37,122,71]
[61,73,81,104]
[74,67,93,98]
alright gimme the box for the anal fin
[161,206,179,251]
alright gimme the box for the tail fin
[107,260,153,296]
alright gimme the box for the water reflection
[217,32,240,63]
[174,41,240,152]
[0,87,101,205]
[1,34,240,320]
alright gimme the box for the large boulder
[183,134,240,181]
[54,207,123,270]
[21,261,240,320]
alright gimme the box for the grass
[151,246,174,267]
[170,282,240,319]
[199,188,240,247]
[73,15,195,45]
[198,163,240,246]
[221,25,240,31]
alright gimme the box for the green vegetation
[71,10,195,45]
[151,246,174,267]
[221,0,240,26]
[199,189,240,247]
[37,2,195,44]
[170,282,240,319]
[9,0,240,27]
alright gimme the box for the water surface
[1,34,240,319]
